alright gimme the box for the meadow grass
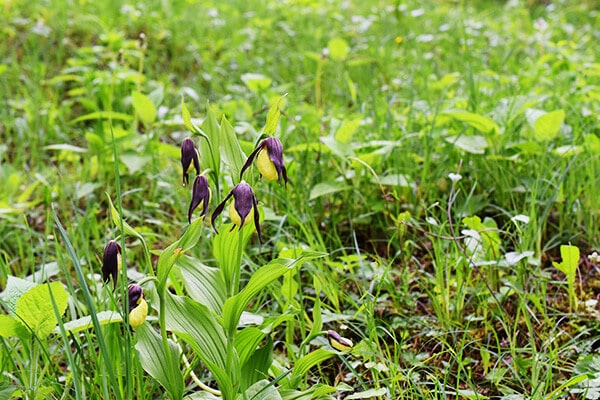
[1,0,600,398]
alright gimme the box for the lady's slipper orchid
[211,181,262,243]
[327,329,354,351]
[240,137,287,185]
[102,240,122,288]
[128,284,148,329]
[181,137,200,186]
[188,175,211,223]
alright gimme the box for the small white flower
[588,252,600,263]
[448,173,462,183]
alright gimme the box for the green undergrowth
[1,0,600,398]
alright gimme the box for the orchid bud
[102,240,122,288]
[181,137,200,186]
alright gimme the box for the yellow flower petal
[229,201,253,227]
[257,148,278,182]
[129,298,148,329]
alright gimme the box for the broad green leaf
[213,221,254,295]
[164,293,233,399]
[223,253,325,335]
[264,95,286,135]
[44,144,88,153]
[446,135,488,154]
[182,97,198,134]
[223,258,296,334]
[0,386,17,399]
[0,315,28,338]
[241,337,273,391]
[106,194,144,242]
[335,118,361,144]
[200,102,221,179]
[553,145,582,157]
[281,268,298,303]
[135,322,184,400]
[327,38,349,61]
[220,115,246,179]
[378,174,412,187]
[553,245,580,285]
[463,216,501,260]
[533,109,565,141]
[245,378,282,400]
[241,73,272,92]
[132,91,157,125]
[0,275,37,316]
[184,392,221,400]
[16,281,69,338]
[71,111,133,124]
[120,154,151,175]
[279,385,337,400]
[156,217,205,291]
[442,110,500,134]
[285,142,327,153]
[177,256,226,314]
[291,349,335,382]
[321,135,354,158]
[346,388,389,399]
[164,294,228,369]
[309,182,351,200]
[236,327,266,368]
[57,311,122,334]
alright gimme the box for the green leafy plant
[552,244,580,312]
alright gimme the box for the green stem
[158,285,175,391]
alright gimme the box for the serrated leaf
[533,109,564,141]
[135,322,184,400]
[0,315,28,338]
[0,276,37,316]
[264,95,286,135]
[132,91,157,125]
[16,282,69,338]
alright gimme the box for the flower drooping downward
[128,284,148,329]
[211,181,262,243]
[188,175,211,223]
[327,329,354,352]
[240,137,287,185]
[102,240,122,288]
[181,137,200,186]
